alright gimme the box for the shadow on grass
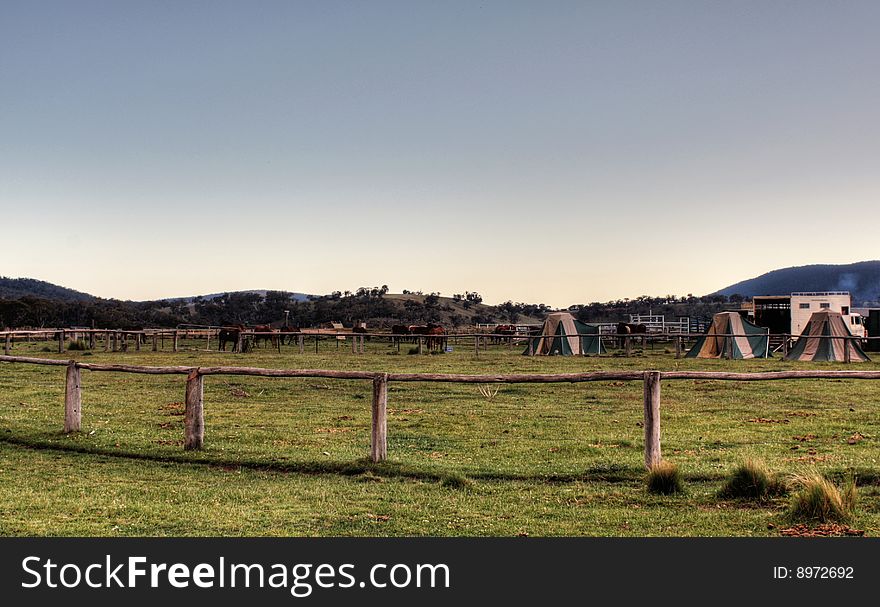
[0,434,690,486]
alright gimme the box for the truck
[751,291,865,338]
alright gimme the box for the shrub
[647,460,684,495]
[787,473,857,523]
[67,340,87,351]
[718,459,786,500]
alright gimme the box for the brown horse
[616,322,647,348]
[280,324,301,345]
[252,324,278,348]
[425,324,447,352]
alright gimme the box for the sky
[2,1,879,308]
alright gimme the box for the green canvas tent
[686,311,770,359]
[523,312,605,356]
[784,310,870,362]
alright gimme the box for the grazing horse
[425,324,447,352]
[492,324,517,344]
[251,324,278,348]
[616,322,648,348]
[391,324,410,344]
[218,325,245,352]
[280,324,300,345]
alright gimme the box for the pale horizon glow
[3,2,880,309]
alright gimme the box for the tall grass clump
[787,472,857,523]
[646,460,684,495]
[67,340,88,351]
[718,459,786,501]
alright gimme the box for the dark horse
[492,324,517,344]
[616,322,648,348]
[218,325,245,352]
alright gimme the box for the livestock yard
[1,335,879,537]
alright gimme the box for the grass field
[1,336,878,536]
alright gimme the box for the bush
[647,460,684,495]
[718,459,786,501]
[787,473,857,523]
[67,340,88,351]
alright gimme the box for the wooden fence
[4,328,877,361]
[3,355,880,470]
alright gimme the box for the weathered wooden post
[4,333,9,356]
[783,335,789,356]
[371,373,388,462]
[64,361,82,433]
[173,331,179,352]
[298,334,304,354]
[152,334,158,351]
[643,370,662,469]
[844,336,851,364]
[474,335,479,357]
[351,334,357,354]
[89,330,95,350]
[135,333,141,351]
[276,333,281,354]
[184,369,204,450]
[105,331,111,352]
[625,336,632,357]
[360,335,365,354]
[58,330,64,353]
[121,333,128,352]
[418,336,423,355]
[675,335,682,359]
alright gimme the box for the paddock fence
[3,355,880,470]
[2,328,877,360]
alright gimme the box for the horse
[218,325,245,352]
[616,322,648,348]
[280,324,301,345]
[492,324,517,344]
[251,324,278,348]
[425,324,447,352]
[391,324,410,345]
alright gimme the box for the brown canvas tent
[784,310,870,362]
[524,312,605,355]
[686,311,770,359]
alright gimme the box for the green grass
[787,472,858,523]
[1,336,879,536]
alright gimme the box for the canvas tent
[523,312,605,356]
[784,310,870,362]
[686,311,770,359]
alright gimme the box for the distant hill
[172,290,312,303]
[0,276,96,302]
[714,261,880,305]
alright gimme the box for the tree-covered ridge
[0,277,95,302]
[714,261,880,305]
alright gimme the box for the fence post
[4,333,9,356]
[184,369,204,450]
[418,336,423,355]
[105,331,111,352]
[643,370,661,469]
[625,336,632,357]
[173,331,179,352]
[64,361,82,433]
[153,334,158,351]
[675,335,681,359]
[298,334,304,354]
[844,336,851,364]
[89,331,95,350]
[371,373,388,462]
[135,333,141,351]
[783,335,789,357]
[58,330,64,353]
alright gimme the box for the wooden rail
[3,354,880,469]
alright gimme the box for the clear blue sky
[3,1,879,307]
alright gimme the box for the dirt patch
[778,523,865,537]
[785,411,818,418]
[792,434,818,442]
[848,433,866,445]
[747,418,789,424]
